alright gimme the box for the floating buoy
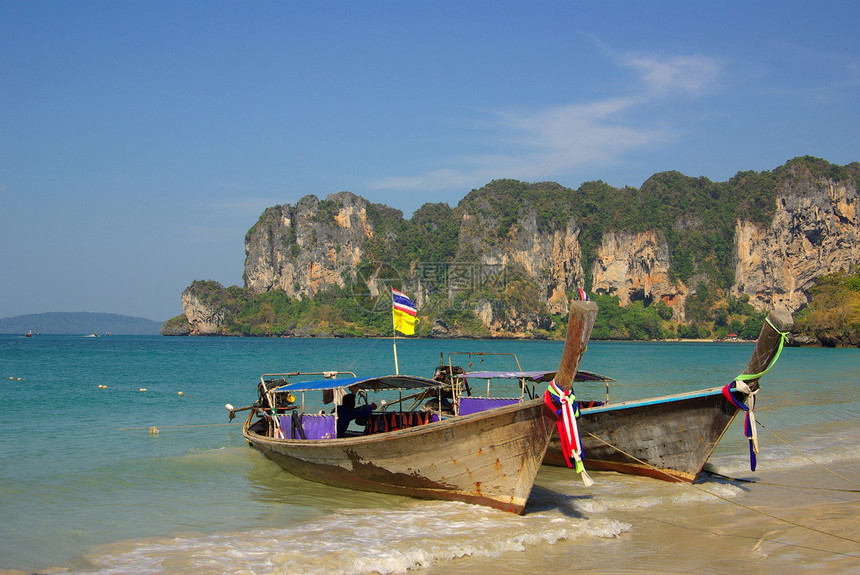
[17,378,22,381]
[149,426,159,435]
[178,391,185,396]
[139,388,147,392]
[9,377,14,380]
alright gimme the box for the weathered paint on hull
[245,398,556,513]
[545,309,793,482]
[544,387,739,482]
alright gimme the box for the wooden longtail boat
[233,299,599,514]
[544,309,794,482]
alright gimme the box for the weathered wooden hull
[546,309,794,482]
[544,386,740,482]
[245,398,556,513]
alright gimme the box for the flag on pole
[392,288,419,335]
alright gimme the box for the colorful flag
[392,288,419,335]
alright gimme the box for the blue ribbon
[722,383,757,471]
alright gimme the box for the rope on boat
[703,471,860,493]
[119,423,234,431]
[585,432,860,547]
[755,419,860,488]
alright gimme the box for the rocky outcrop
[589,164,859,319]
[733,165,860,312]
[591,230,688,319]
[243,192,373,298]
[456,203,585,319]
[181,286,225,335]
[159,318,191,336]
[180,158,858,338]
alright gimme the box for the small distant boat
[231,300,598,513]
[25,330,32,338]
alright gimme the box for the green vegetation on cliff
[454,167,786,290]
[170,279,769,341]
[168,157,859,341]
[795,266,860,346]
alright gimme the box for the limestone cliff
[456,198,585,319]
[174,157,859,338]
[181,283,226,335]
[732,163,860,312]
[591,230,687,319]
[244,192,376,299]
[586,160,859,319]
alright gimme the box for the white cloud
[619,53,723,96]
[368,48,723,193]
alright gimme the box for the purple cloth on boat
[278,414,336,439]
[458,397,520,415]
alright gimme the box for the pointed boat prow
[742,309,793,392]
[554,300,599,392]
[545,306,793,482]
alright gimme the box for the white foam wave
[55,502,631,575]
[709,438,860,476]
[572,481,744,513]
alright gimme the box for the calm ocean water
[1,335,858,574]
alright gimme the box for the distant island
[0,312,162,335]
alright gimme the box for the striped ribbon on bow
[544,380,594,487]
[722,380,759,471]
[721,315,789,471]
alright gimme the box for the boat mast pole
[391,286,400,375]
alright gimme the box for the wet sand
[426,458,860,575]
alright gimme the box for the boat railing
[443,352,614,414]
[256,371,446,439]
[258,371,358,418]
[446,352,529,416]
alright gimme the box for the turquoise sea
[1,335,858,574]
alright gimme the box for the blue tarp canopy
[272,374,441,393]
[461,370,613,382]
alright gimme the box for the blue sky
[2,1,859,322]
